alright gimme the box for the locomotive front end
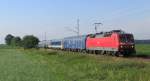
[118,34,136,56]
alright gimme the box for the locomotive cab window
[120,34,134,43]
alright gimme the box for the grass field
[136,44,150,56]
[0,44,149,81]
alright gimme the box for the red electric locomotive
[86,30,136,56]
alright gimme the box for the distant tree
[11,37,22,47]
[22,35,39,49]
[5,34,14,45]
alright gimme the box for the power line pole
[45,32,46,41]
[65,19,80,36]
[44,32,47,49]
[77,19,80,36]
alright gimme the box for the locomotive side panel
[86,33,119,51]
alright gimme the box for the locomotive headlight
[131,45,134,48]
[120,45,123,48]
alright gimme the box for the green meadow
[0,44,149,81]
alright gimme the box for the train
[38,30,136,56]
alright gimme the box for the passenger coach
[49,39,63,49]
[63,35,87,51]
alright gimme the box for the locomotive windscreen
[120,34,134,43]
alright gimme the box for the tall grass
[0,44,149,81]
[136,44,150,56]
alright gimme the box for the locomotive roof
[87,30,133,38]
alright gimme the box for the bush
[22,35,39,49]
[5,34,14,45]
[11,37,22,47]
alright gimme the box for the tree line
[5,34,39,49]
[135,40,150,44]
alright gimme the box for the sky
[0,0,150,43]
